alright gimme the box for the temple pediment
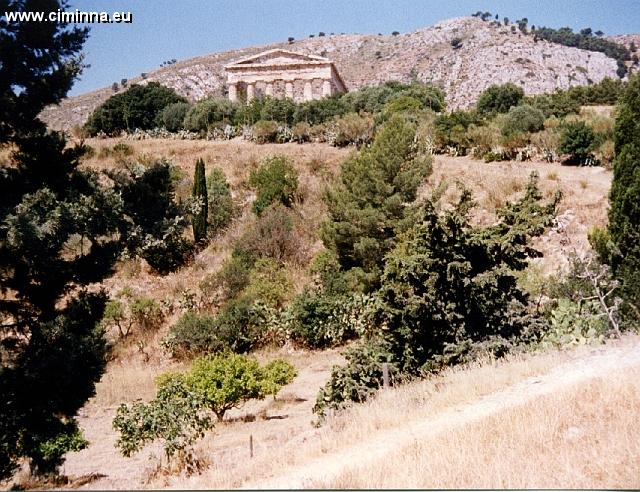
[225,48,347,103]
[226,49,330,68]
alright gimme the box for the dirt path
[245,342,640,489]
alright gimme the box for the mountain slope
[41,16,622,131]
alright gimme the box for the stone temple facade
[224,49,347,104]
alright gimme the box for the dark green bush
[375,175,559,373]
[527,93,580,118]
[248,156,299,215]
[501,104,545,136]
[559,121,596,164]
[608,74,640,316]
[164,294,266,358]
[434,110,480,153]
[259,96,296,126]
[315,174,560,417]
[314,340,397,418]
[109,159,192,274]
[84,82,187,136]
[293,96,348,125]
[214,249,254,302]
[163,311,220,358]
[476,83,524,115]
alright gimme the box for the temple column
[303,80,313,102]
[322,79,332,98]
[285,81,294,99]
[246,82,255,102]
[228,83,238,102]
[265,81,274,97]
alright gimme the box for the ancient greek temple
[224,49,347,104]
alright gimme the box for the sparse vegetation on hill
[41,15,632,132]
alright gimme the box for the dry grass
[174,344,591,489]
[429,155,611,274]
[91,359,186,407]
[316,364,640,489]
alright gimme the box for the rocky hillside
[42,16,625,131]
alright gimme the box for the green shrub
[248,156,299,215]
[476,83,524,115]
[243,258,293,309]
[259,96,296,125]
[161,102,191,132]
[588,226,617,266]
[213,250,253,302]
[315,174,559,417]
[293,96,348,125]
[130,297,164,332]
[314,340,397,418]
[380,95,423,121]
[559,121,596,164]
[373,181,557,373]
[206,167,235,234]
[501,104,545,136]
[331,112,375,147]
[183,98,237,132]
[251,120,279,143]
[212,294,268,353]
[261,359,298,397]
[185,353,295,420]
[434,110,480,153]
[110,159,192,274]
[164,292,268,358]
[102,299,133,338]
[163,311,219,358]
[113,376,212,460]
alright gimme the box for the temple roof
[225,49,332,69]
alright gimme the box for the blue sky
[68,0,640,95]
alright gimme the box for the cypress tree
[192,158,208,243]
[608,74,640,316]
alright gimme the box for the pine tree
[321,114,432,291]
[0,0,118,477]
[192,158,208,243]
[608,74,640,317]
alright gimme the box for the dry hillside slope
[42,16,623,131]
